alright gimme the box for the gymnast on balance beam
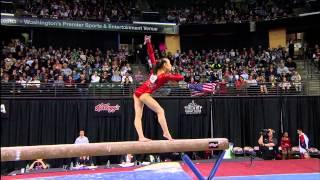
[133,35,184,142]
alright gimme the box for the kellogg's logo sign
[92,101,121,116]
[95,103,120,113]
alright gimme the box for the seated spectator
[246,75,258,87]
[77,74,89,94]
[121,72,133,84]
[120,154,136,164]
[285,58,296,71]
[53,75,65,88]
[72,70,80,81]
[134,70,145,83]
[111,69,122,83]
[16,75,27,89]
[27,75,41,88]
[218,79,228,95]
[269,74,277,90]
[102,62,111,72]
[312,46,320,72]
[100,71,111,83]
[29,159,48,170]
[265,66,277,79]
[235,76,247,90]
[90,71,100,83]
[120,63,132,76]
[291,71,302,92]
[65,75,75,88]
[258,76,268,94]
[74,130,91,165]
[279,77,291,92]
[61,63,72,77]
[240,70,249,80]
[277,63,290,76]
[280,132,292,160]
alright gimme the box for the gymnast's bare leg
[139,93,173,141]
[133,94,151,142]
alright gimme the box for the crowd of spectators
[21,0,136,22]
[159,46,303,94]
[3,0,319,24]
[311,44,320,72]
[1,39,140,94]
[1,38,307,95]
[160,0,317,24]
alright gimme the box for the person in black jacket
[258,129,278,160]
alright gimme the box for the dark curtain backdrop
[281,96,320,147]
[212,97,282,147]
[1,96,320,173]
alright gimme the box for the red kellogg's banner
[92,100,122,116]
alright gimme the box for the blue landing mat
[215,173,320,180]
[34,168,192,180]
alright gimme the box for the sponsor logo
[1,18,17,24]
[209,141,219,149]
[184,100,202,115]
[1,104,6,114]
[95,103,120,113]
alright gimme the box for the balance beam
[1,138,228,162]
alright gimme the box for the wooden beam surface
[1,138,229,161]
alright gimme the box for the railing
[0,82,307,97]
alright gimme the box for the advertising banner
[90,100,122,117]
[180,99,207,115]
[1,15,178,34]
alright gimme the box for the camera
[260,129,270,137]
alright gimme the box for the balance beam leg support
[208,150,226,180]
[182,154,205,180]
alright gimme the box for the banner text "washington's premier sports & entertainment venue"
[1,15,178,34]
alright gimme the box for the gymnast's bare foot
[163,133,174,141]
[139,137,152,142]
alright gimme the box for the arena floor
[1,159,319,180]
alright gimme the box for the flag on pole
[188,83,217,96]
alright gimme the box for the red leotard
[280,137,291,150]
[134,41,184,97]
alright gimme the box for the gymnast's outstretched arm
[145,36,156,66]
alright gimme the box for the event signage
[92,100,121,116]
[95,103,120,113]
[1,15,178,34]
[1,101,9,119]
[183,100,204,115]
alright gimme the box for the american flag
[188,83,217,96]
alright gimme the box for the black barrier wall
[1,96,320,172]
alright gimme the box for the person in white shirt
[16,76,27,88]
[291,71,302,92]
[90,71,100,83]
[74,130,90,165]
[240,70,249,80]
[75,130,89,144]
[111,69,122,83]
[277,63,290,75]
[279,77,291,91]
[121,72,133,84]
[246,75,258,86]
[27,76,41,88]
[297,129,310,159]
